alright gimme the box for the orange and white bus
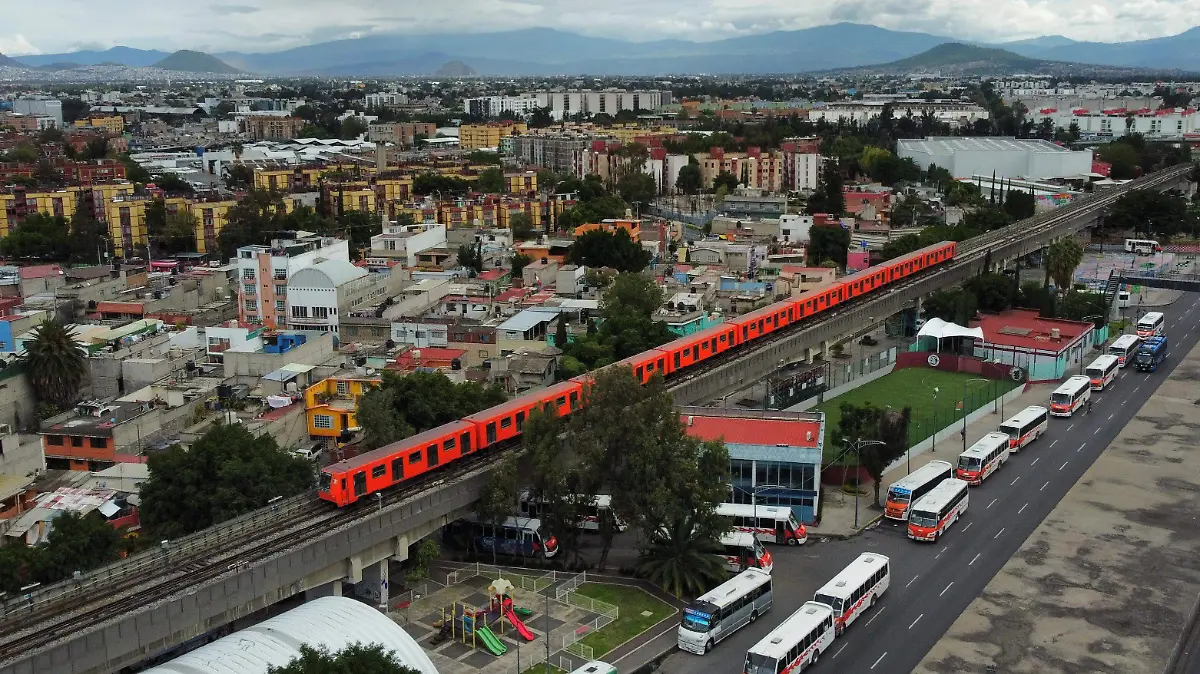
[955,432,1010,485]
[719,532,773,574]
[743,602,835,674]
[1085,354,1119,391]
[907,478,969,542]
[1137,311,1165,338]
[1108,334,1141,367]
[812,552,889,636]
[1049,376,1092,417]
[884,460,954,521]
[716,503,807,546]
[998,406,1049,451]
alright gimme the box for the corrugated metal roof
[497,309,555,333]
[141,596,437,674]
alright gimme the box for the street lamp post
[961,378,989,452]
[851,438,888,529]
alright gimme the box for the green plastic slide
[477,625,508,655]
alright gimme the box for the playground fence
[554,570,587,600]
[565,640,595,661]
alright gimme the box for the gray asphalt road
[658,295,1200,674]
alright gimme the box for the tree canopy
[139,424,315,539]
[355,371,507,450]
[24,319,88,410]
[1045,237,1085,292]
[267,644,421,674]
[565,229,652,273]
[829,402,911,506]
[807,224,850,269]
[0,511,123,594]
[1105,188,1193,240]
[558,273,675,378]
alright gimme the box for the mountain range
[4,23,1199,76]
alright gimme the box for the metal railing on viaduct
[0,163,1192,674]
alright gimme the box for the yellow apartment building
[0,189,83,236]
[504,171,537,194]
[73,115,125,135]
[458,122,528,150]
[188,200,236,254]
[105,197,149,257]
[304,376,381,438]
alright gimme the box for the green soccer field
[814,368,1022,463]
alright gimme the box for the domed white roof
[142,596,438,674]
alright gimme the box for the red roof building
[971,309,1095,382]
[680,407,825,523]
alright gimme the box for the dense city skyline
[3,0,1199,56]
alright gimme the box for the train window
[486,423,497,445]
[461,432,472,453]
[426,444,439,467]
[392,457,404,479]
[408,451,421,464]
[500,417,512,429]
[443,438,456,452]
[372,465,386,479]
[647,361,656,371]
[353,472,367,496]
[674,352,681,369]
[556,396,567,407]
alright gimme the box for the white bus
[998,405,1049,451]
[518,493,628,532]
[743,602,835,674]
[719,531,773,574]
[1108,334,1142,367]
[883,460,954,521]
[955,432,1011,486]
[812,552,890,635]
[677,568,773,655]
[1049,376,1092,417]
[1137,312,1165,338]
[1125,238,1162,255]
[568,662,617,674]
[907,479,970,542]
[1085,354,1120,391]
[716,503,807,546]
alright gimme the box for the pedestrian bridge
[1118,270,1200,293]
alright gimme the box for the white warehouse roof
[897,136,1093,181]
[141,596,438,674]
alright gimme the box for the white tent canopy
[917,318,984,348]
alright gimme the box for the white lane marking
[1018,503,1028,514]
[994,527,1006,539]
[1108,413,1115,420]
[1145,375,1151,381]
[864,606,885,627]
[940,582,954,597]
[1041,481,1050,491]
[1060,461,1069,471]
[1011,476,1020,486]
[1134,386,1140,393]
[833,643,847,659]
[970,553,982,566]
[1078,443,1086,452]
[909,614,924,629]
[1067,424,1075,432]
[1049,440,1058,448]
[988,498,997,508]
[962,522,972,533]
[1031,457,1040,466]
[1094,427,1102,435]
[906,575,919,589]
[871,653,888,669]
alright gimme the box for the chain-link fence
[903,377,1023,449]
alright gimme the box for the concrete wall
[222,332,336,378]
[4,466,492,674]
[0,372,37,432]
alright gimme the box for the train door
[426,443,439,467]
[353,472,367,497]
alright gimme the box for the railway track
[0,163,1190,665]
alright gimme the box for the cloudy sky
[3,0,1198,55]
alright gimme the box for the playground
[395,565,622,674]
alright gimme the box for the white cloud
[4,0,1199,54]
[0,34,42,56]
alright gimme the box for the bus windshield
[788,512,801,532]
[1050,392,1073,405]
[998,423,1020,440]
[1136,350,1154,363]
[958,456,982,471]
[680,608,713,633]
[1085,366,1103,378]
[909,510,938,528]
[886,486,911,504]
[813,593,842,613]
[745,654,777,674]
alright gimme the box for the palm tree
[24,319,87,411]
[636,516,728,599]
[1045,237,1085,294]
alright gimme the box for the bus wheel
[750,610,758,623]
[869,594,877,608]
[787,537,799,546]
[704,640,713,653]
[811,649,820,666]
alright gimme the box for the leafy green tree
[555,315,569,348]
[712,171,740,192]
[1106,189,1190,240]
[223,163,255,190]
[528,107,554,128]
[807,225,850,269]
[509,212,536,241]
[1003,189,1037,221]
[456,242,483,275]
[964,272,1015,313]
[511,252,532,280]
[1061,291,1108,327]
[339,116,368,140]
[413,173,471,196]
[25,319,87,410]
[1045,237,1085,293]
[146,200,199,257]
[889,194,933,229]
[617,171,658,207]
[636,515,729,598]
[675,163,702,194]
[152,173,195,195]
[0,212,71,260]
[881,233,922,261]
[140,424,315,538]
[474,453,519,565]
[36,511,123,583]
[964,205,1012,232]
[267,644,421,674]
[218,189,288,258]
[1096,142,1142,180]
[356,371,507,451]
[808,161,845,216]
[566,229,651,273]
[924,288,978,325]
[829,403,911,506]
[121,154,153,184]
[477,167,505,194]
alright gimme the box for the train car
[595,349,671,385]
[464,379,584,448]
[730,303,796,344]
[879,242,957,284]
[318,420,476,507]
[657,323,740,374]
[837,264,890,302]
